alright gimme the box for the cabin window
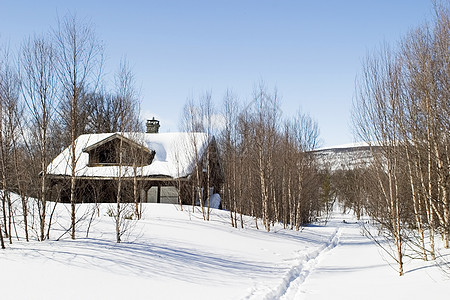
[99,148,115,164]
[145,186,179,204]
[87,138,154,167]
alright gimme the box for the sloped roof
[47,132,210,179]
[82,132,152,154]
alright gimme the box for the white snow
[46,132,209,178]
[0,201,449,299]
[313,141,381,152]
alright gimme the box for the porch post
[157,184,161,203]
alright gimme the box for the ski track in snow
[244,226,342,300]
[279,228,342,300]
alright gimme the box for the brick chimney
[146,117,160,133]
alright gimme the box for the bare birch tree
[221,90,240,227]
[0,49,21,244]
[20,35,57,241]
[113,58,140,243]
[199,92,215,220]
[53,13,103,239]
[354,44,405,275]
[180,98,206,218]
[0,215,4,248]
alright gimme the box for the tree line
[181,86,329,232]
[346,4,449,276]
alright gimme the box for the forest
[342,5,449,275]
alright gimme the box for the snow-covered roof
[47,132,210,179]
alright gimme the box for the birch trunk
[259,147,270,232]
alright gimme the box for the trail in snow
[276,216,450,300]
[243,221,343,300]
[278,227,342,300]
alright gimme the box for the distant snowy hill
[311,142,378,171]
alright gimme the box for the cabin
[46,120,224,206]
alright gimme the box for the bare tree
[0,48,22,244]
[53,13,103,239]
[180,98,206,218]
[113,58,141,243]
[199,92,215,220]
[220,89,240,227]
[8,82,29,242]
[354,44,405,275]
[0,48,9,243]
[0,216,4,248]
[293,110,320,229]
[250,85,281,232]
[20,35,58,241]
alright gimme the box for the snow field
[0,203,449,299]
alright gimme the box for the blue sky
[0,0,435,146]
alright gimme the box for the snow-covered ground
[1,203,449,299]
